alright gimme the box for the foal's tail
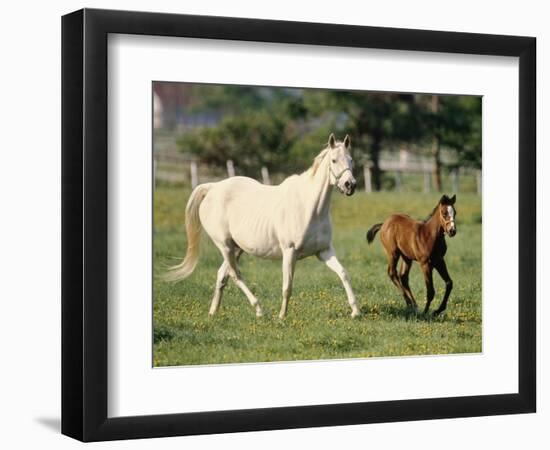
[164,183,213,282]
[366,223,383,244]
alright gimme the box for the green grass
[153,186,482,366]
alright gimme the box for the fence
[154,152,481,194]
[364,160,481,194]
[153,152,271,188]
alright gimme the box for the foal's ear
[328,133,336,149]
[439,194,456,205]
[344,135,351,149]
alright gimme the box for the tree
[430,95,443,191]
[438,96,482,169]
[173,85,481,188]
[178,107,298,177]
[415,94,482,191]
[303,91,423,190]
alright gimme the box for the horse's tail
[366,223,383,244]
[164,183,213,282]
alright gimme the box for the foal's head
[327,133,357,196]
[436,194,457,237]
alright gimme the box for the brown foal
[366,195,457,315]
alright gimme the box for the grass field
[153,185,482,367]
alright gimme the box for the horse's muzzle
[448,228,457,237]
[344,180,356,196]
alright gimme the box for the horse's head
[437,194,457,237]
[327,133,356,196]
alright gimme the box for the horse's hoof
[351,310,361,318]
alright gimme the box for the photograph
[152,82,482,367]
[0,0,542,447]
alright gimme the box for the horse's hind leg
[433,259,453,316]
[399,257,418,311]
[218,244,263,317]
[208,261,228,316]
[208,249,242,316]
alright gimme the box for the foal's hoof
[351,309,361,318]
[256,309,264,318]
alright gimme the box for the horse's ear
[344,135,351,149]
[450,194,456,205]
[328,133,336,149]
[439,194,449,204]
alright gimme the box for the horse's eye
[332,159,336,163]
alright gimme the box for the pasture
[153,185,482,366]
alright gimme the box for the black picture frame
[61,8,536,442]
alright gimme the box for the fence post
[394,171,402,192]
[261,166,271,185]
[363,164,372,193]
[190,161,198,189]
[423,171,431,193]
[451,168,459,193]
[226,160,235,177]
[476,170,482,194]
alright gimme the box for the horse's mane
[308,147,330,177]
[278,147,329,187]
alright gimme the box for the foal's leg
[433,259,453,316]
[399,257,418,311]
[218,244,263,317]
[385,251,403,292]
[279,247,297,319]
[420,262,435,314]
[208,249,242,316]
[318,247,360,318]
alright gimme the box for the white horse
[165,134,361,319]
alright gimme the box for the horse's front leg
[318,247,361,318]
[279,247,297,319]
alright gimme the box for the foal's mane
[423,195,455,222]
[423,204,440,223]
